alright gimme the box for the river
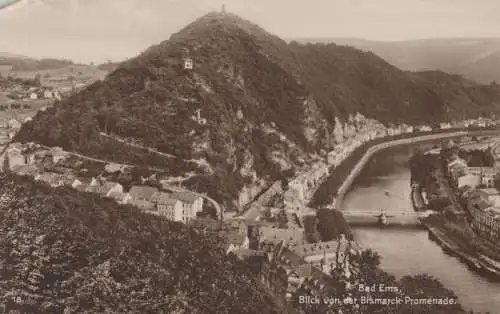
[341,142,500,313]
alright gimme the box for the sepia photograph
[1,0,500,313]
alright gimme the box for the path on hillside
[99,131,214,173]
[32,142,226,219]
[35,143,167,172]
[99,132,177,158]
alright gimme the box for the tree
[316,208,352,241]
[2,154,10,172]
[303,215,320,243]
[276,209,288,228]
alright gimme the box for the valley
[2,5,500,314]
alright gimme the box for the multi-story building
[290,236,360,278]
[172,191,204,217]
[470,204,500,244]
[34,172,65,187]
[457,174,481,188]
[259,240,331,303]
[149,191,203,223]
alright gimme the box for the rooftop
[153,192,179,206]
[172,191,199,203]
[129,185,159,201]
[478,188,500,196]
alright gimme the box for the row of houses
[225,218,360,303]
[228,222,360,302]
[285,117,406,209]
[462,188,500,245]
[32,171,204,223]
[2,143,205,224]
[8,86,62,101]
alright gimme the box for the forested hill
[0,173,282,313]
[14,12,500,208]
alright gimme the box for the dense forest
[0,173,282,313]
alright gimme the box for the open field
[0,64,108,89]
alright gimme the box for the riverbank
[422,218,500,280]
[310,130,467,209]
[411,183,426,211]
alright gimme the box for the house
[128,185,159,202]
[287,180,305,203]
[419,125,432,132]
[46,147,68,164]
[75,183,89,193]
[440,122,452,130]
[191,108,207,125]
[8,118,22,129]
[172,191,204,215]
[290,236,359,277]
[11,164,40,176]
[258,226,305,246]
[155,195,184,221]
[184,57,193,70]
[457,174,481,189]
[43,89,53,98]
[104,163,123,174]
[87,181,123,197]
[477,188,500,207]
[67,177,84,189]
[53,89,62,100]
[4,147,26,170]
[108,190,132,204]
[62,175,79,187]
[130,199,155,210]
[34,172,65,187]
[470,204,500,244]
[468,167,497,187]
[72,177,99,190]
[259,240,332,302]
[226,232,250,254]
[448,158,468,179]
[29,92,38,100]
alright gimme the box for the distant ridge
[293,37,500,83]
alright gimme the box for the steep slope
[293,37,500,84]
[14,12,500,208]
[0,173,282,313]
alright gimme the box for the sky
[1,0,500,64]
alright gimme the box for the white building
[8,118,22,129]
[43,89,53,98]
[440,122,452,130]
[184,58,193,70]
[150,191,204,223]
[458,174,481,189]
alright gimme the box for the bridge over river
[341,208,432,226]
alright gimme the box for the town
[1,103,498,307]
[412,135,500,275]
[2,3,500,312]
